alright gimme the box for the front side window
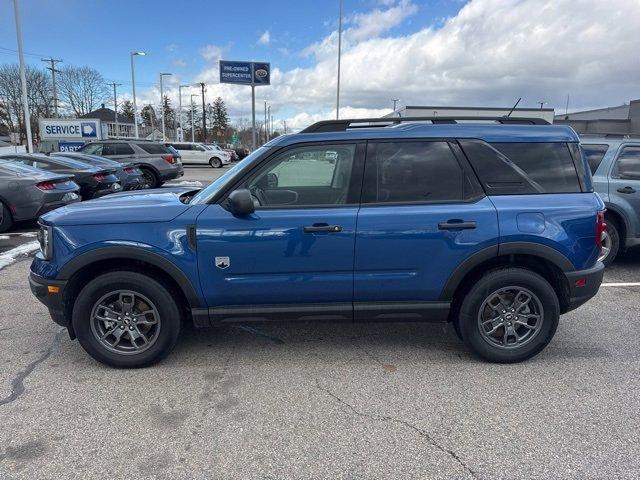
[581,144,609,174]
[363,141,470,203]
[241,144,356,207]
[613,146,640,180]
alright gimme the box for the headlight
[37,223,53,260]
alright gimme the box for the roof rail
[301,116,551,133]
[579,133,640,139]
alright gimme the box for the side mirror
[267,172,278,188]
[227,189,255,216]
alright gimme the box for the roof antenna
[506,97,522,117]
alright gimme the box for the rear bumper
[159,165,184,182]
[564,261,604,312]
[29,271,68,327]
[35,195,81,217]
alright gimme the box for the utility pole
[109,82,122,137]
[263,101,267,143]
[336,0,343,120]
[130,51,145,138]
[178,84,189,141]
[200,82,207,142]
[13,0,33,152]
[392,98,399,112]
[41,57,62,117]
[565,94,570,115]
[190,94,199,142]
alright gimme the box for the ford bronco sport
[30,117,605,367]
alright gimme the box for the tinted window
[581,144,609,174]
[614,146,640,180]
[115,143,135,155]
[363,141,468,203]
[136,143,169,154]
[243,144,356,207]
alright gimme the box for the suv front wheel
[72,271,181,368]
[209,157,222,168]
[456,268,559,363]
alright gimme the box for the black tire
[72,271,181,368]
[600,217,620,266]
[209,157,222,168]
[456,268,559,363]
[140,168,159,189]
[0,202,13,233]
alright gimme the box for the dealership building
[554,99,640,135]
[386,105,555,123]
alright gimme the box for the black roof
[79,106,133,124]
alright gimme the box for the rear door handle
[303,224,342,233]
[617,186,636,194]
[438,220,477,230]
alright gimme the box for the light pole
[178,84,190,142]
[159,72,172,141]
[190,94,199,142]
[336,0,343,120]
[392,99,399,112]
[110,82,122,137]
[12,0,33,152]
[130,51,145,138]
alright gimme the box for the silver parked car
[0,160,80,232]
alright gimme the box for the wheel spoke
[119,293,135,314]
[100,326,118,340]
[512,290,532,313]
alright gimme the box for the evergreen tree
[211,97,230,139]
[140,104,157,127]
[162,95,175,126]
[119,100,135,121]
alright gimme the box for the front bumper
[564,261,605,312]
[29,271,68,327]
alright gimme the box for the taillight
[36,181,56,191]
[124,167,134,174]
[93,173,106,182]
[163,155,175,164]
[596,210,607,250]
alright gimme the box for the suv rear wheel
[599,217,620,266]
[209,157,222,168]
[140,167,159,188]
[72,271,181,368]
[456,268,559,363]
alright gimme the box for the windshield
[190,147,268,204]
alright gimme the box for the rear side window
[115,143,135,155]
[136,143,169,155]
[613,146,640,180]
[581,144,609,174]
[461,140,582,194]
[362,141,476,203]
[80,143,103,155]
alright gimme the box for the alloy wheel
[598,230,612,263]
[477,286,544,349]
[90,290,161,355]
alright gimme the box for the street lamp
[178,84,190,142]
[12,0,33,152]
[159,72,172,141]
[392,99,399,112]
[130,51,146,138]
[336,0,343,120]
[190,94,199,142]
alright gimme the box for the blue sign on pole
[219,60,270,86]
[58,141,85,152]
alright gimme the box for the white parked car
[165,142,230,168]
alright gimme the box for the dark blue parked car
[29,117,605,367]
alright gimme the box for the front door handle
[438,220,477,230]
[303,224,342,233]
[617,186,636,194]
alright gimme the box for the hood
[41,190,193,226]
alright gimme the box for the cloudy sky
[1,0,639,131]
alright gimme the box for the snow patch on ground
[170,181,203,187]
[0,241,39,270]
[0,235,9,241]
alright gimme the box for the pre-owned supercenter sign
[39,119,102,140]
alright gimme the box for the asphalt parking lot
[1,165,639,479]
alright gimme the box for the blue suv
[29,117,606,367]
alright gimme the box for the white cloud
[143,0,640,132]
[258,30,271,46]
[199,44,226,62]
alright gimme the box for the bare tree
[57,65,109,116]
[0,63,53,142]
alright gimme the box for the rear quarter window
[136,143,169,155]
[581,144,609,174]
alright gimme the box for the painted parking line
[601,282,640,287]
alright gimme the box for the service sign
[58,141,85,152]
[219,61,270,86]
[39,118,102,140]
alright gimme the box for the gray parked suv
[78,140,183,188]
[581,135,640,265]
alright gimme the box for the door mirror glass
[266,172,278,188]
[227,189,255,216]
